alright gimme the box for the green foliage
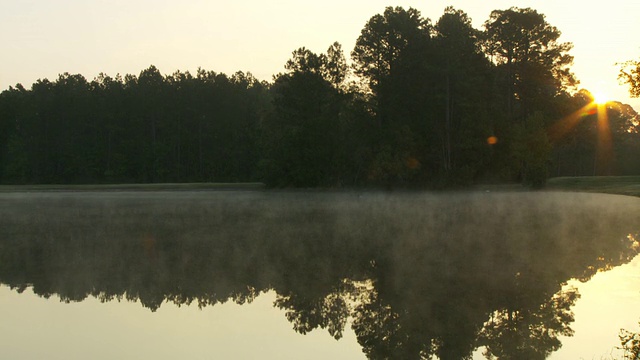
[1,5,639,187]
[351,6,432,94]
[261,46,345,187]
[324,42,348,87]
[0,66,268,184]
[284,47,326,75]
[510,112,552,188]
[619,60,640,98]
[350,6,435,186]
[483,7,575,121]
[619,322,640,360]
[284,42,348,88]
[431,7,494,184]
[550,94,640,177]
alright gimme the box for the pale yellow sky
[1,0,639,110]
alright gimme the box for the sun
[591,90,609,105]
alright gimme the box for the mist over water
[0,190,639,359]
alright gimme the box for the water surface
[0,190,638,359]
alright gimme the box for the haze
[2,0,639,110]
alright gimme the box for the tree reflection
[479,287,579,360]
[275,288,350,340]
[0,191,638,359]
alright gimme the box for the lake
[0,190,639,359]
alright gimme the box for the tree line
[1,6,639,187]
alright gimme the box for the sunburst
[591,90,609,105]
[547,89,613,174]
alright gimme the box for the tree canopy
[0,5,639,187]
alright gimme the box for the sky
[2,0,640,111]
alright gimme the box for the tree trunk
[444,74,452,172]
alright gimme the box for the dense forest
[1,6,639,187]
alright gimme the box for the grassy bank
[546,176,640,197]
[1,177,639,198]
[0,182,265,192]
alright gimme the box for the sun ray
[547,103,596,142]
[548,94,613,175]
[594,102,612,175]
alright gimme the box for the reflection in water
[0,191,638,359]
[553,252,640,360]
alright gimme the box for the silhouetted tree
[0,65,267,184]
[619,322,640,360]
[0,84,30,182]
[430,7,494,183]
[483,7,576,121]
[481,7,577,184]
[0,6,638,187]
[261,45,346,187]
[351,6,434,185]
[620,59,640,98]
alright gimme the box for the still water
[0,190,639,359]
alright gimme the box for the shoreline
[0,183,266,192]
[0,176,639,198]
